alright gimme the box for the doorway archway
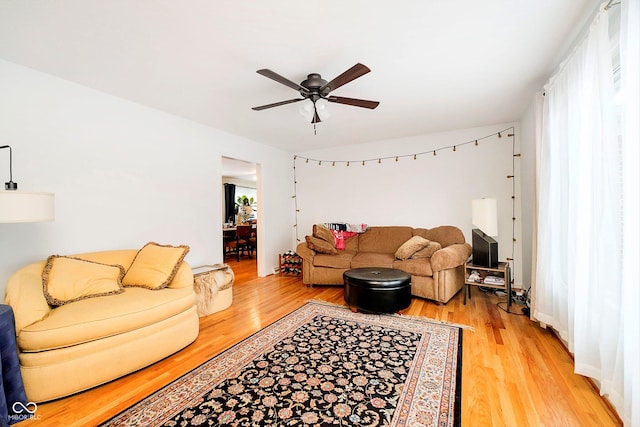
[222,156,261,273]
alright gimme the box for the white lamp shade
[0,191,55,223]
[472,198,498,236]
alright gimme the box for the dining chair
[232,225,253,261]
[248,225,257,257]
[223,228,237,261]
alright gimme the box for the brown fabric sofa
[296,225,472,304]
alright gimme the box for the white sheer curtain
[620,0,640,424]
[534,2,631,420]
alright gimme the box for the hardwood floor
[23,258,621,426]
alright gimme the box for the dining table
[223,223,257,260]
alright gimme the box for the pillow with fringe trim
[123,242,190,290]
[43,255,125,306]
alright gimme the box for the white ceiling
[0,0,599,152]
[222,157,257,182]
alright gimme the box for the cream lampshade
[1,145,55,223]
[472,198,498,237]
[0,191,55,223]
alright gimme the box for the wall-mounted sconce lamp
[0,145,55,223]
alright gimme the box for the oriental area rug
[102,301,463,427]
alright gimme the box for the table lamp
[471,198,498,267]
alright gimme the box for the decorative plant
[236,195,254,206]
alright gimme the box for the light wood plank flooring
[21,258,621,426]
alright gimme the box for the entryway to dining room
[222,156,260,273]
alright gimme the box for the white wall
[295,123,525,287]
[0,60,295,298]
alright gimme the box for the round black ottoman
[343,268,412,313]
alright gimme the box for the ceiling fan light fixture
[253,63,378,127]
[315,99,330,121]
[298,99,315,122]
[299,98,330,124]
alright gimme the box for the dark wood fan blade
[327,96,380,109]
[252,98,304,111]
[256,69,308,93]
[320,63,371,94]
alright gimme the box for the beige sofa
[296,225,472,304]
[4,248,199,402]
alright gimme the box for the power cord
[497,301,528,315]
[478,286,531,316]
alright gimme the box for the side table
[463,261,512,312]
[192,265,234,317]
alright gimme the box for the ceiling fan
[251,63,379,124]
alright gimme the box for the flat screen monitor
[472,228,498,267]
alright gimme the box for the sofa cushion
[18,286,196,352]
[313,224,336,246]
[395,236,431,260]
[123,242,190,290]
[358,226,414,253]
[393,258,434,276]
[341,233,360,254]
[42,256,125,306]
[351,252,396,269]
[313,253,354,269]
[411,240,443,258]
[305,235,338,255]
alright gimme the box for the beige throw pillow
[122,242,190,290]
[313,224,336,246]
[42,255,125,306]
[305,235,338,255]
[411,241,443,258]
[395,236,431,260]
